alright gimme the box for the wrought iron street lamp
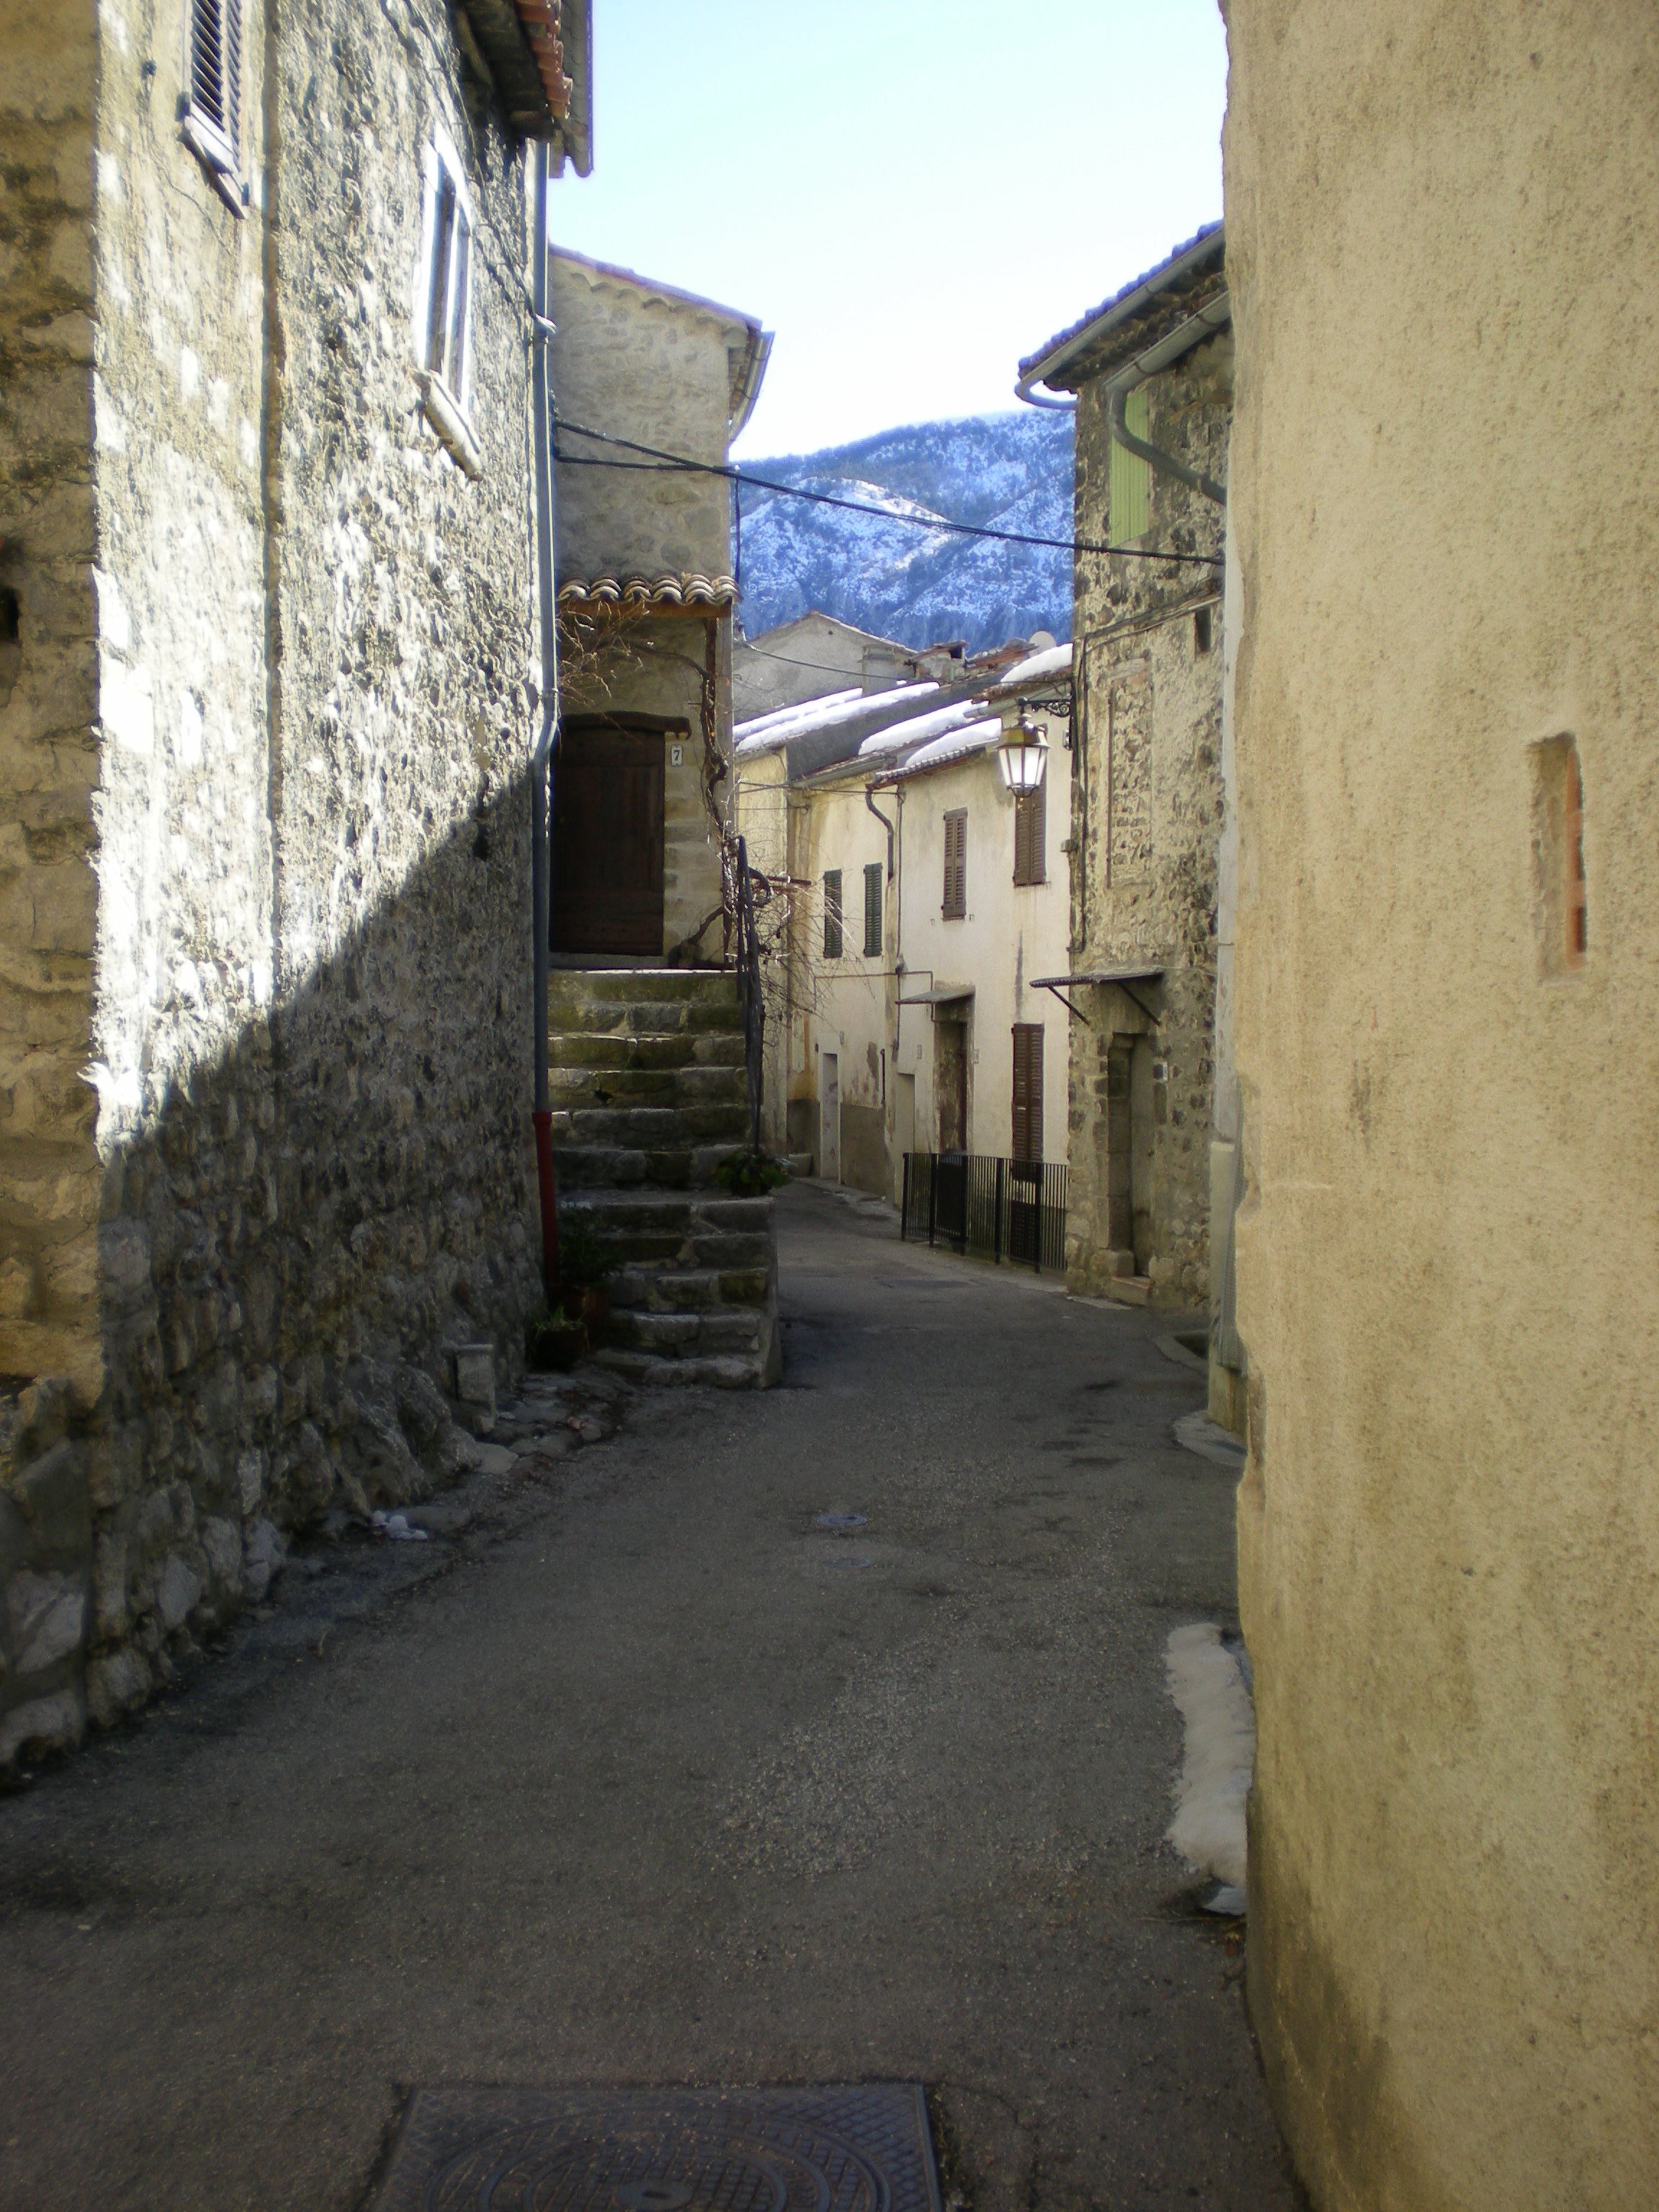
[997,703,1049,794]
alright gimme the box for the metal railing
[729,834,764,1152]
[901,1151,1069,1274]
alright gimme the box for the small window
[822,869,843,960]
[943,809,967,919]
[1532,735,1589,974]
[1013,779,1046,886]
[181,0,245,213]
[863,862,883,958]
[417,135,475,413]
[1194,605,1215,655]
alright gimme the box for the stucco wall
[549,255,744,581]
[1066,339,1227,1305]
[1224,5,1659,2203]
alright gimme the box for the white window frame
[181,0,246,217]
[412,125,479,472]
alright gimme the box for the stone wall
[1065,333,1228,1305]
[1225,4,1659,2200]
[1,0,544,1764]
[549,253,751,581]
[0,0,103,1759]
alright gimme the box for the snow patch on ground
[1165,1620,1254,1889]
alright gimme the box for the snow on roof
[989,641,1073,692]
[733,681,940,759]
[891,718,1004,776]
[733,688,863,743]
[855,697,997,760]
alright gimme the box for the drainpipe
[864,783,895,881]
[1107,378,1226,507]
[529,138,560,1296]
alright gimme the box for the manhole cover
[369,2085,940,2212]
[814,1512,868,1532]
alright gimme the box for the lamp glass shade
[998,710,1048,794]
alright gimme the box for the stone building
[1224,6,1658,2203]
[732,611,963,724]
[548,252,768,962]
[1017,230,1229,1310]
[0,0,590,1762]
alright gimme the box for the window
[1012,1025,1044,1162]
[181,0,245,212]
[1110,387,1151,541]
[822,869,843,959]
[1013,778,1046,886]
[1194,605,1215,655]
[863,863,883,958]
[942,809,967,919]
[417,135,475,412]
[1531,734,1589,974]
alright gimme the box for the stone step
[548,966,739,1008]
[606,1263,773,1313]
[606,1305,768,1357]
[552,1143,739,1191]
[549,1030,747,1072]
[559,1190,772,1234]
[547,1063,747,1110]
[591,1348,768,1390]
[556,1102,749,1148]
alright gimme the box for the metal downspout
[529,138,560,1295]
[1107,381,1226,507]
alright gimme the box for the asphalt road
[0,1182,1300,2211]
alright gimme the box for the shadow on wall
[0,773,541,1764]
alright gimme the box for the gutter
[1102,291,1231,508]
[529,139,560,1294]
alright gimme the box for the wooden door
[1010,1022,1043,1161]
[551,720,666,956]
[936,1017,968,1153]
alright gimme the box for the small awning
[898,984,974,1006]
[1031,966,1164,989]
[1030,966,1164,1025]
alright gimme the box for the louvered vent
[185,0,242,186]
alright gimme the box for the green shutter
[822,870,842,960]
[863,863,882,958]
[1109,387,1151,543]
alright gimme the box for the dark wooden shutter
[822,870,842,959]
[1011,1023,1043,1162]
[1013,780,1046,886]
[863,862,882,957]
[943,809,967,918]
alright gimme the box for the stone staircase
[548,969,780,1388]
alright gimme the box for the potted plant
[714,1147,791,1200]
[526,1300,587,1372]
[554,1209,612,1341]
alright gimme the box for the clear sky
[549,1,1228,459]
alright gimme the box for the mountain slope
[734,411,1074,655]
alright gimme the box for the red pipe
[532,1107,559,1298]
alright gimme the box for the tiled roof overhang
[557,572,737,615]
[1019,223,1225,395]
[455,0,593,166]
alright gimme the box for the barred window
[181,0,246,213]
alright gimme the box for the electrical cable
[552,418,1222,569]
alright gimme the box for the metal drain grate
[369,2082,942,2212]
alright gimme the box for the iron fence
[900,1151,1069,1274]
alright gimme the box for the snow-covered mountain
[734,411,1074,656]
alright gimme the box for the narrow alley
[0,1187,1294,2212]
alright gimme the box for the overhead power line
[552,418,1223,569]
